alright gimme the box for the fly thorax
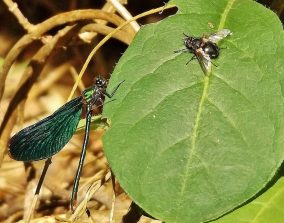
[184,37,194,51]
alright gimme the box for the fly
[175,29,232,75]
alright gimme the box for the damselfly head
[95,76,107,88]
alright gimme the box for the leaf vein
[179,76,210,199]
[206,99,249,148]
[218,0,236,30]
[251,186,284,223]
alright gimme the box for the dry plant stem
[0,35,32,100]
[68,171,111,221]
[2,0,34,32]
[16,102,25,139]
[33,10,129,34]
[2,211,23,223]
[95,1,119,25]
[77,165,108,193]
[24,158,52,223]
[110,192,116,223]
[28,62,74,99]
[56,171,111,222]
[79,1,120,44]
[0,26,76,166]
[108,0,140,31]
[0,10,131,101]
[0,108,17,164]
[95,1,135,35]
[109,171,116,223]
[68,4,177,100]
[81,24,133,45]
[16,215,66,223]
[24,194,38,223]
[69,67,86,92]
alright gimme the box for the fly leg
[183,33,191,38]
[174,48,188,53]
[186,55,196,65]
[211,60,218,67]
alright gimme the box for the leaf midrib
[177,0,237,206]
[179,76,210,197]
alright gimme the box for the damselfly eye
[96,79,103,86]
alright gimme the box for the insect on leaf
[103,0,284,222]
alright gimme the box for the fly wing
[208,29,232,43]
[195,49,212,75]
[9,96,83,161]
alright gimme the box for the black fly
[175,29,232,75]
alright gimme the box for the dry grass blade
[0,25,78,165]
[0,9,132,101]
[55,170,111,222]
[108,0,140,31]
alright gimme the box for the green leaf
[103,0,284,222]
[214,177,284,223]
[76,115,109,134]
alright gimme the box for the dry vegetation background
[0,0,282,223]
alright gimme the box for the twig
[33,9,128,34]
[80,23,133,45]
[57,170,111,222]
[0,25,77,166]
[0,109,17,165]
[0,9,130,101]
[69,66,86,92]
[68,4,177,101]
[24,158,53,223]
[98,1,135,35]
[28,62,73,99]
[108,0,140,32]
[109,171,116,223]
[3,0,34,32]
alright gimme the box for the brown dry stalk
[107,0,140,31]
[0,25,78,165]
[33,9,132,34]
[67,170,111,222]
[2,0,34,32]
[69,66,86,92]
[80,23,133,45]
[28,62,76,100]
[68,4,177,100]
[0,9,134,101]
[0,3,177,222]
